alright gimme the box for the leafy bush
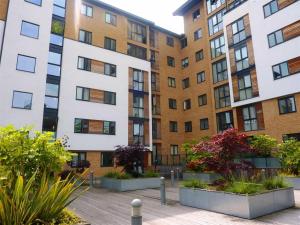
[104,171,132,179]
[277,139,300,176]
[250,135,277,157]
[263,177,288,190]
[181,180,208,189]
[224,181,263,194]
[186,129,254,179]
[0,173,84,225]
[48,209,81,225]
[115,144,149,177]
[0,126,72,183]
[143,170,160,178]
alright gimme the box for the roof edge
[173,0,201,16]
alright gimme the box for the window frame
[183,99,191,111]
[216,111,234,132]
[169,121,178,132]
[101,152,114,167]
[81,3,93,17]
[198,94,207,106]
[263,0,279,18]
[272,61,290,80]
[184,121,192,132]
[105,12,117,26]
[79,29,92,44]
[194,28,202,41]
[168,77,176,88]
[24,0,42,6]
[12,91,33,110]
[166,36,174,47]
[104,37,117,51]
[231,18,246,44]
[208,9,224,36]
[167,56,175,67]
[210,35,225,59]
[238,73,253,101]
[193,9,200,21]
[181,57,189,69]
[16,54,36,73]
[182,78,190,89]
[20,20,40,39]
[278,96,297,114]
[200,118,209,130]
[242,105,258,131]
[268,29,284,48]
[212,58,228,83]
[168,98,177,109]
[170,145,179,155]
[214,84,231,109]
[197,71,206,83]
[195,50,204,62]
[133,95,144,118]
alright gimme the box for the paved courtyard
[70,183,300,225]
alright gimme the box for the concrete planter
[284,177,300,190]
[182,172,221,183]
[100,177,160,191]
[179,187,295,219]
[235,158,281,169]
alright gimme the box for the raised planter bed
[182,172,221,183]
[100,177,160,191]
[179,187,295,219]
[284,177,300,190]
[235,158,281,169]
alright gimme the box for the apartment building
[0,0,299,173]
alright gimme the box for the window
[76,87,90,101]
[51,20,64,35]
[182,58,189,68]
[12,91,33,109]
[127,43,147,60]
[104,63,117,77]
[104,37,116,51]
[133,96,144,118]
[47,64,61,76]
[212,59,228,83]
[105,12,117,25]
[166,36,174,47]
[104,91,116,105]
[128,21,147,44]
[214,85,231,109]
[182,78,190,89]
[53,4,65,18]
[197,71,205,83]
[101,152,114,167]
[169,121,178,132]
[167,56,175,67]
[200,118,209,130]
[194,29,202,40]
[168,77,176,88]
[45,83,59,109]
[169,98,177,109]
[48,51,61,66]
[235,46,249,71]
[70,152,86,168]
[133,69,144,91]
[183,99,191,110]
[25,0,42,6]
[198,94,207,106]
[210,35,225,59]
[50,34,63,46]
[208,9,224,36]
[264,0,278,18]
[180,37,187,49]
[206,0,225,14]
[238,74,253,100]
[21,21,39,39]
[216,111,233,132]
[44,96,58,109]
[278,96,296,114]
[242,106,258,131]
[268,30,284,47]
[185,121,192,132]
[193,9,200,21]
[74,119,116,135]
[273,62,289,79]
[170,145,179,155]
[133,122,144,144]
[232,18,246,44]
[78,57,91,71]
[16,54,36,73]
[54,0,65,8]
[79,29,92,44]
[195,50,204,62]
[81,4,93,17]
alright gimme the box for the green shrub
[225,181,263,194]
[263,177,288,190]
[182,179,208,189]
[277,139,300,176]
[104,171,132,179]
[48,209,81,225]
[250,135,277,157]
[0,173,84,225]
[143,170,159,178]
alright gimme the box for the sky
[99,0,187,34]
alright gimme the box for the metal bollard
[160,177,166,205]
[131,199,142,225]
[176,167,180,181]
[89,171,94,188]
[171,170,174,187]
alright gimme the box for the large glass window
[45,83,59,97]
[127,43,147,60]
[133,96,144,118]
[77,57,91,71]
[278,96,296,114]
[48,52,61,65]
[133,122,144,144]
[53,4,65,17]
[235,46,249,71]
[133,69,144,91]
[101,152,114,167]
[50,34,63,46]
[214,85,231,109]
[12,91,33,109]
[208,9,224,36]
[76,87,90,101]
[44,96,58,109]
[206,0,225,14]
[47,64,61,76]
[212,59,227,83]
[181,58,189,69]
[264,0,278,18]
[216,111,233,132]
[104,63,116,77]
[210,35,225,59]
[104,91,116,105]
[16,54,36,73]
[21,21,39,39]
[272,62,289,79]
[238,74,252,100]
[81,4,93,17]
[53,0,65,7]
[128,21,147,44]
[105,12,117,25]
[104,37,116,51]
[268,30,284,48]
[79,29,92,44]
[74,119,115,135]
[242,106,258,131]
[232,18,246,44]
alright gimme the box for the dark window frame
[193,9,200,21]
[231,17,246,44]
[24,0,42,6]
[263,0,279,18]
[169,121,178,132]
[168,77,176,88]
[278,95,297,114]
[12,90,33,110]
[168,98,177,109]
[79,29,92,44]
[182,78,190,89]
[200,118,209,130]
[268,29,284,48]
[81,3,93,17]
[74,118,116,135]
[194,29,202,41]
[16,54,36,73]
[198,94,207,106]
[272,61,290,80]
[166,36,174,47]
[238,73,253,101]
[195,50,204,62]
[183,99,191,111]
[214,84,231,109]
[184,121,192,132]
[167,56,175,67]
[101,152,114,167]
[212,58,228,83]
[105,12,117,26]
[210,35,225,59]
[197,71,206,83]
[104,37,117,51]
[242,105,258,131]
[20,20,40,39]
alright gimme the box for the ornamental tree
[114,144,149,177]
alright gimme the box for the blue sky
[99,0,187,34]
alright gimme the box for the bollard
[160,177,166,205]
[89,171,94,188]
[176,167,180,181]
[261,169,266,180]
[171,170,174,186]
[131,199,142,225]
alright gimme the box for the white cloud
[98,0,186,34]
